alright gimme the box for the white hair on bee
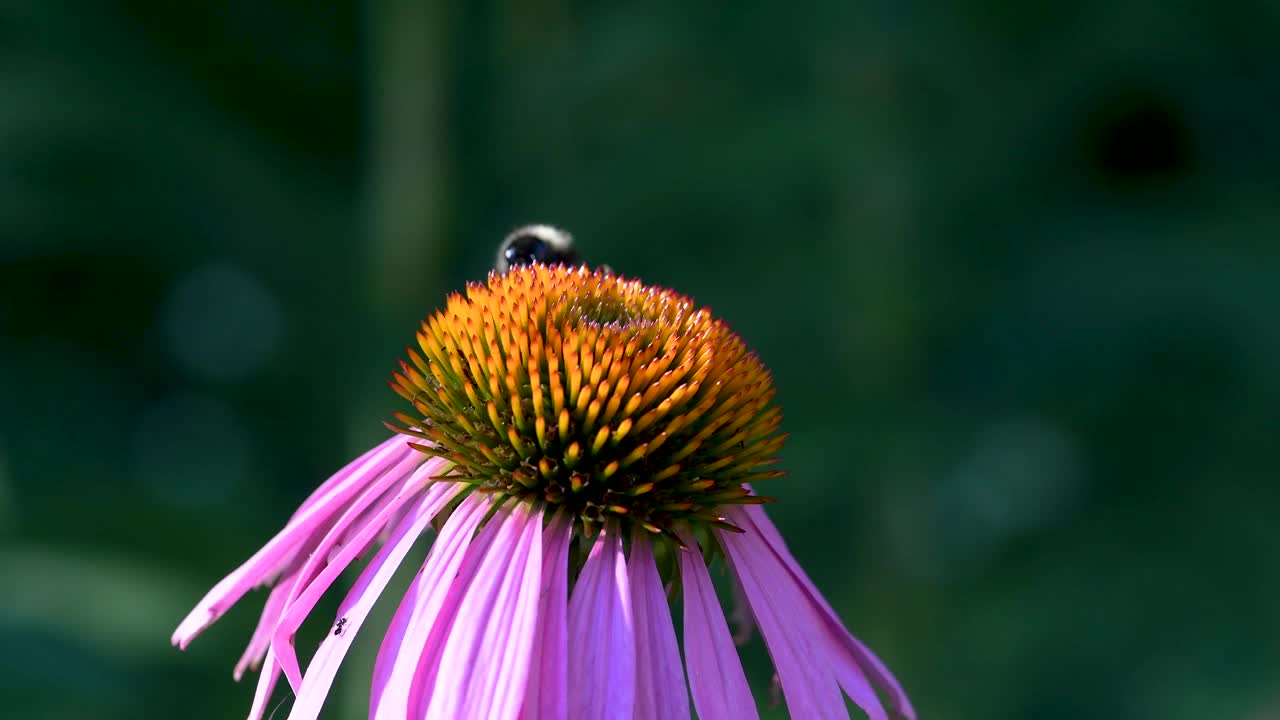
[495,224,580,274]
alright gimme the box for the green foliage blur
[2,1,1277,718]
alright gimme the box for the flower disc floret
[387,264,786,538]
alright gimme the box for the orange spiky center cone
[387,264,785,538]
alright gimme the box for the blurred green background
[2,1,1278,718]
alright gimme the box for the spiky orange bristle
[387,264,785,537]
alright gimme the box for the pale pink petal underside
[404,506,505,718]
[522,510,573,720]
[676,529,759,720]
[425,503,543,720]
[629,533,691,720]
[370,492,491,720]
[567,525,635,720]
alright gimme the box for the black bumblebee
[495,224,582,274]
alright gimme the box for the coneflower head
[387,264,786,540]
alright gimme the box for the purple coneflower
[173,258,915,720]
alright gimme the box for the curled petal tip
[172,605,226,650]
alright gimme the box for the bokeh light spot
[163,262,282,382]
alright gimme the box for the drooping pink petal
[246,550,333,720]
[629,534,690,720]
[271,451,430,691]
[676,530,758,720]
[735,505,916,720]
[370,492,491,720]
[718,521,850,720]
[567,524,635,720]
[234,572,292,681]
[424,502,543,720]
[332,482,400,561]
[285,480,462,720]
[172,438,415,649]
[292,436,407,516]
[522,510,573,720]
[246,646,284,720]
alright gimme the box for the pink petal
[246,646,284,720]
[629,534,690,720]
[293,436,408,516]
[334,482,400,559]
[244,552,341,720]
[736,505,916,720]
[718,521,849,720]
[522,510,573,720]
[284,481,462,720]
[172,438,414,649]
[404,504,505,718]
[234,572,292,681]
[370,492,491,719]
[567,525,635,720]
[271,451,430,691]
[676,530,758,720]
[425,503,543,720]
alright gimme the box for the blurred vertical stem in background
[347,0,454,451]
[364,0,452,313]
[340,0,455,714]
